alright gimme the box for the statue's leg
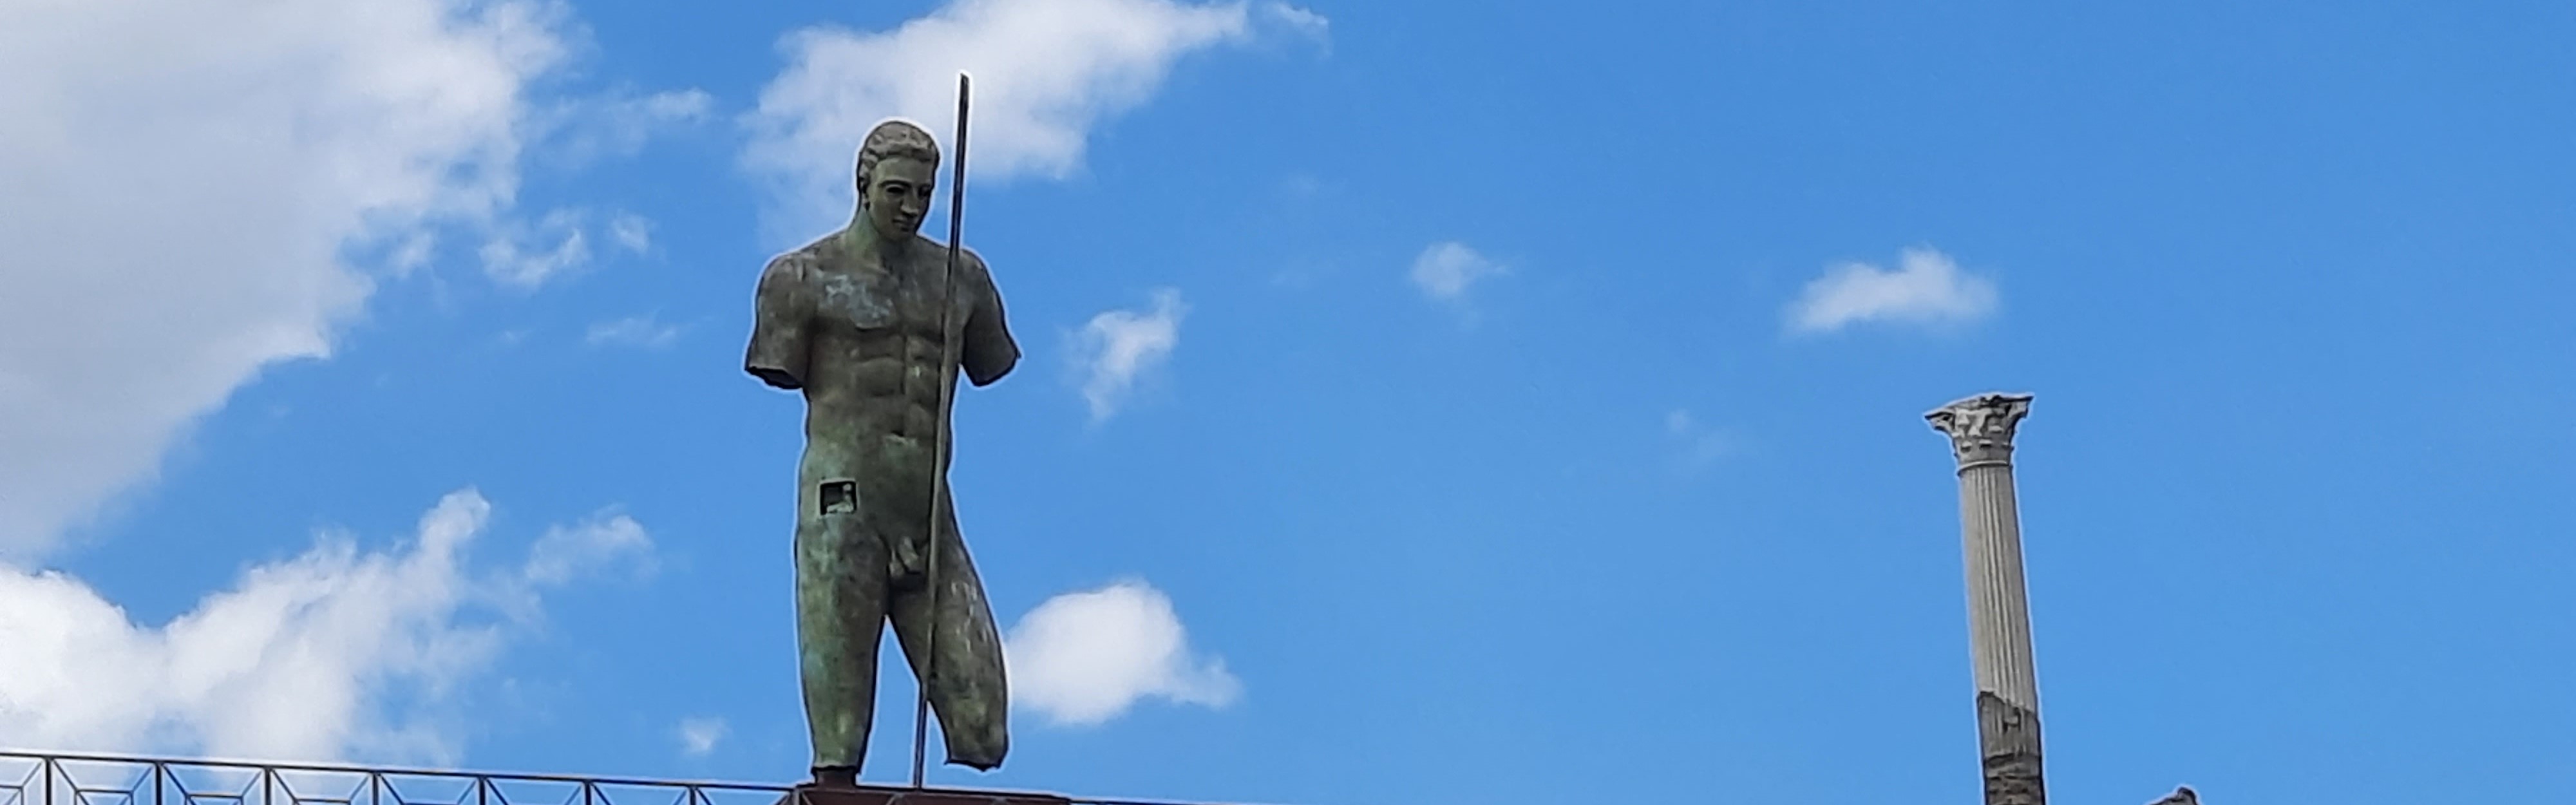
[796,477,892,776]
[887,490,1010,771]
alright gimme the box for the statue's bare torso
[746,225,1019,774]
[751,228,1016,450]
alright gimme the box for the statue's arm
[960,251,1019,387]
[745,255,812,390]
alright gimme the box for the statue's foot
[810,766,860,790]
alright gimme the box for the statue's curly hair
[856,119,942,185]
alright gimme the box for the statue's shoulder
[911,234,991,276]
[761,235,839,283]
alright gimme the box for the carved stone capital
[1927,393,2034,468]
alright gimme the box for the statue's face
[862,156,937,240]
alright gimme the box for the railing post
[153,761,165,805]
[41,757,52,805]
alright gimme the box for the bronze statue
[745,117,1018,786]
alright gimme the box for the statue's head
[854,119,942,240]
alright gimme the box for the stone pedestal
[1927,392,2046,805]
[776,784,1074,805]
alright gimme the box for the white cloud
[1003,580,1238,726]
[0,0,574,559]
[1261,4,1331,40]
[0,489,654,763]
[1665,409,1729,467]
[480,208,593,289]
[584,315,684,350]
[1075,289,1186,422]
[390,233,440,278]
[605,212,655,254]
[1410,241,1504,301]
[484,208,667,289]
[634,90,715,122]
[1785,247,1998,334]
[742,0,1323,243]
[522,510,655,585]
[674,716,728,757]
[537,88,714,167]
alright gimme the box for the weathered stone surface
[1975,692,2045,805]
[1926,392,2032,468]
[1930,393,2050,805]
[2143,786,2199,805]
[748,118,1022,775]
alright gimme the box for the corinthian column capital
[1926,392,2034,468]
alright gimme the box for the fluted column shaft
[1928,393,2045,805]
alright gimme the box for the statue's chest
[811,262,963,334]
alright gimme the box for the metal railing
[0,751,795,805]
[0,751,1228,805]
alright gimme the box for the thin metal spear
[911,71,971,791]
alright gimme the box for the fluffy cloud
[484,207,667,289]
[1075,289,1187,422]
[605,212,656,254]
[536,89,715,168]
[480,208,594,289]
[674,716,728,757]
[1785,247,1998,334]
[584,314,685,350]
[1004,580,1238,726]
[742,0,1323,243]
[1664,409,1730,468]
[0,0,574,559]
[1259,3,1332,41]
[0,489,654,763]
[1410,241,1504,301]
[521,509,656,585]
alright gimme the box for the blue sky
[2,1,2573,804]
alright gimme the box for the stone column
[1926,392,2046,805]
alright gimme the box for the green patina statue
[744,118,1019,784]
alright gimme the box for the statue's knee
[949,728,1007,770]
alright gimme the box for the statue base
[776,784,1075,805]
